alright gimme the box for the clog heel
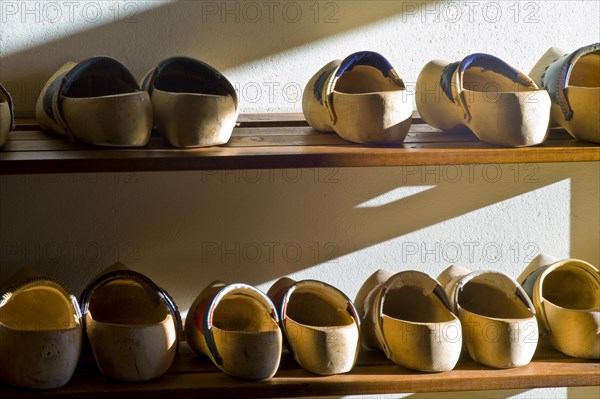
[355,270,462,372]
[518,254,600,359]
[438,265,538,368]
[185,281,282,380]
[141,57,238,147]
[267,277,360,375]
[0,269,82,389]
[80,263,181,381]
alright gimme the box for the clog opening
[463,68,536,93]
[0,286,77,330]
[213,294,278,332]
[64,59,139,98]
[88,280,169,325]
[336,65,402,94]
[154,59,230,96]
[459,279,532,319]
[569,53,600,87]
[382,286,455,323]
[286,288,354,327]
[543,265,600,310]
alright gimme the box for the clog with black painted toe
[141,57,238,148]
[36,57,152,147]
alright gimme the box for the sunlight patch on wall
[356,186,436,209]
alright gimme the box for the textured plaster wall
[0,1,599,399]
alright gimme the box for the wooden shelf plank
[1,342,598,398]
[1,114,598,175]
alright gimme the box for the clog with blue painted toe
[529,43,600,143]
[416,53,551,147]
[303,51,412,145]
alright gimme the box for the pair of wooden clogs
[34,57,238,148]
[185,277,361,379]
[356,268,537,371]
[0,263,181,389]
[304,43,599,147]
[354,255,599,373]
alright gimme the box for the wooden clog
[0,83,14,148]
[141,57,238,148]
[518,254,600,359]
[438,265,538,368]
[355,270,462,372]
[80,263,181,382]
[303,51,412,145]
[35,57,152,147]
[529,43,600,143]
[185,281,282,380]
[267,277,360,375]
[0,269,82,389]
[416,53,551,147]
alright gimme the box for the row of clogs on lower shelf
[0,254,598,390]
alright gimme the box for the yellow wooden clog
[141,57,238,148]
[267,277,360,375]
[438,265,538,369]
[303,51,412,145]
[355,270,462,372]
[416,53,551,147]
[36,57,152,147]
[529,43,600,143]
[80,263,181,382]
[518,254,599,359]
[0,269,82,389]
[0,83,14,148]
[185,281,282,380]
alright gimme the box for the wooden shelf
[1,113,598,175]
[1,341,597,398]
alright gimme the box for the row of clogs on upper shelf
[0,43,598,150]
[0,254,598,390]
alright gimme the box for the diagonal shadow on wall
[0,0,438,116]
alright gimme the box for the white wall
[1,1,599,399]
